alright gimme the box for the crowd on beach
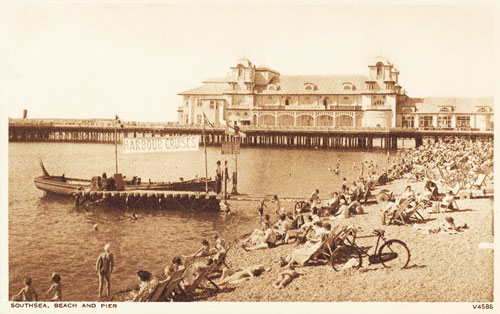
[12,137,493,302]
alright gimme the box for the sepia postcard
[0,0,497,313]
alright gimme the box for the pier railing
[8,118,493,149]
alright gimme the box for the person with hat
[96,243,114,298]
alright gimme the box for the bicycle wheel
[330,245,362,271]
[378,239,410,269]
[294,201,309,212]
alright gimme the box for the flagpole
[203,122,208,193]
[115,125,118,174]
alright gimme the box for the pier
[9,119,494,149]
[74,190,220,211]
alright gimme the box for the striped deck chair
[143,269,185,302]
[179,253,226,298]
[389,197,414,225]
[472,174,487,190]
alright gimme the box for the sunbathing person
[243,222,277,251]
[242,222,267,247]
[164,256,185,279]
[183,240,213,258]
[131,270,159,302]
[11,277,38,301]
[217,265,269,286]
[273,266,301,289]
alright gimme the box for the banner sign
[123,136,200,153]
[221,141,240,155]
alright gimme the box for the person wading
[96,243,114,298]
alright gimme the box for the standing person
[341,178,347,193]
[215,161,222,194]
[224,160,229,198]
[96,243,114,298]
[272,195,282,215]
[11,277,38,301]
[256,199,266,218]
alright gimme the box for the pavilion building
[178,57,493,131]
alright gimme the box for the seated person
[242,222,267,247]
[211,234,228,254]
[381,199,399,225]
[183,240,213,258]
[424,179,439,201]
[131,270,159,302]
[440,191,457,211]
[348,199,364,215]
[243,222,277,251]
[164,256,185,279]
[401,185,415,201]
[274,214,292,243]
[217,265,269,286]
[335,198,350,218]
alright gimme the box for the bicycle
[329,227,410,271]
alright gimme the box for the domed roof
[370,55,392,66]
[236,58,252,67]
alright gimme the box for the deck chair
[389,197,414,225]
[302,225,351,265]
[472,174,486,190]
[179,253,226,298]
[144,269,186,302]
[403,202,426,223]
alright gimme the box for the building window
[210,101,215,109]
[305,85,313,91]
[477,107,489,113]
[197,100,202,107]
[285,99,290,106]
[373,100,385,105]
[456,116,471,128]
[196,114,202,124]
[323,98,328,107]
[402,116,414,128]
[376,62,383,78]
[437,115,451,128]
[343,85,351,91]
[439,107,449,112]
[420,116,434,128]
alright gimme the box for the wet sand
[202,177,494,302]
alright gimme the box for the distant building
[178,57,493,130]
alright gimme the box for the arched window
[376,62,383,78]
[285,98,290,106]
[343,85,351,91]
[439,107,449,112]
[305,85,313,91]
[323,98,328,107]
[238,65,243,79]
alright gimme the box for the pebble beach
[202,177,494,302]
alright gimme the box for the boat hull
[34,176,217,196]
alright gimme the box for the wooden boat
[34,160,216,196]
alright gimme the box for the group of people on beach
[12,137,493,302]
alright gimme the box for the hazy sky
[0,0,495,122]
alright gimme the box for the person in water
[95,243,114,298]
[11,277,38,301]
[45,273,62,301]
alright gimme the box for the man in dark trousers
[215,161,222,194]
[224,160,230,198]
